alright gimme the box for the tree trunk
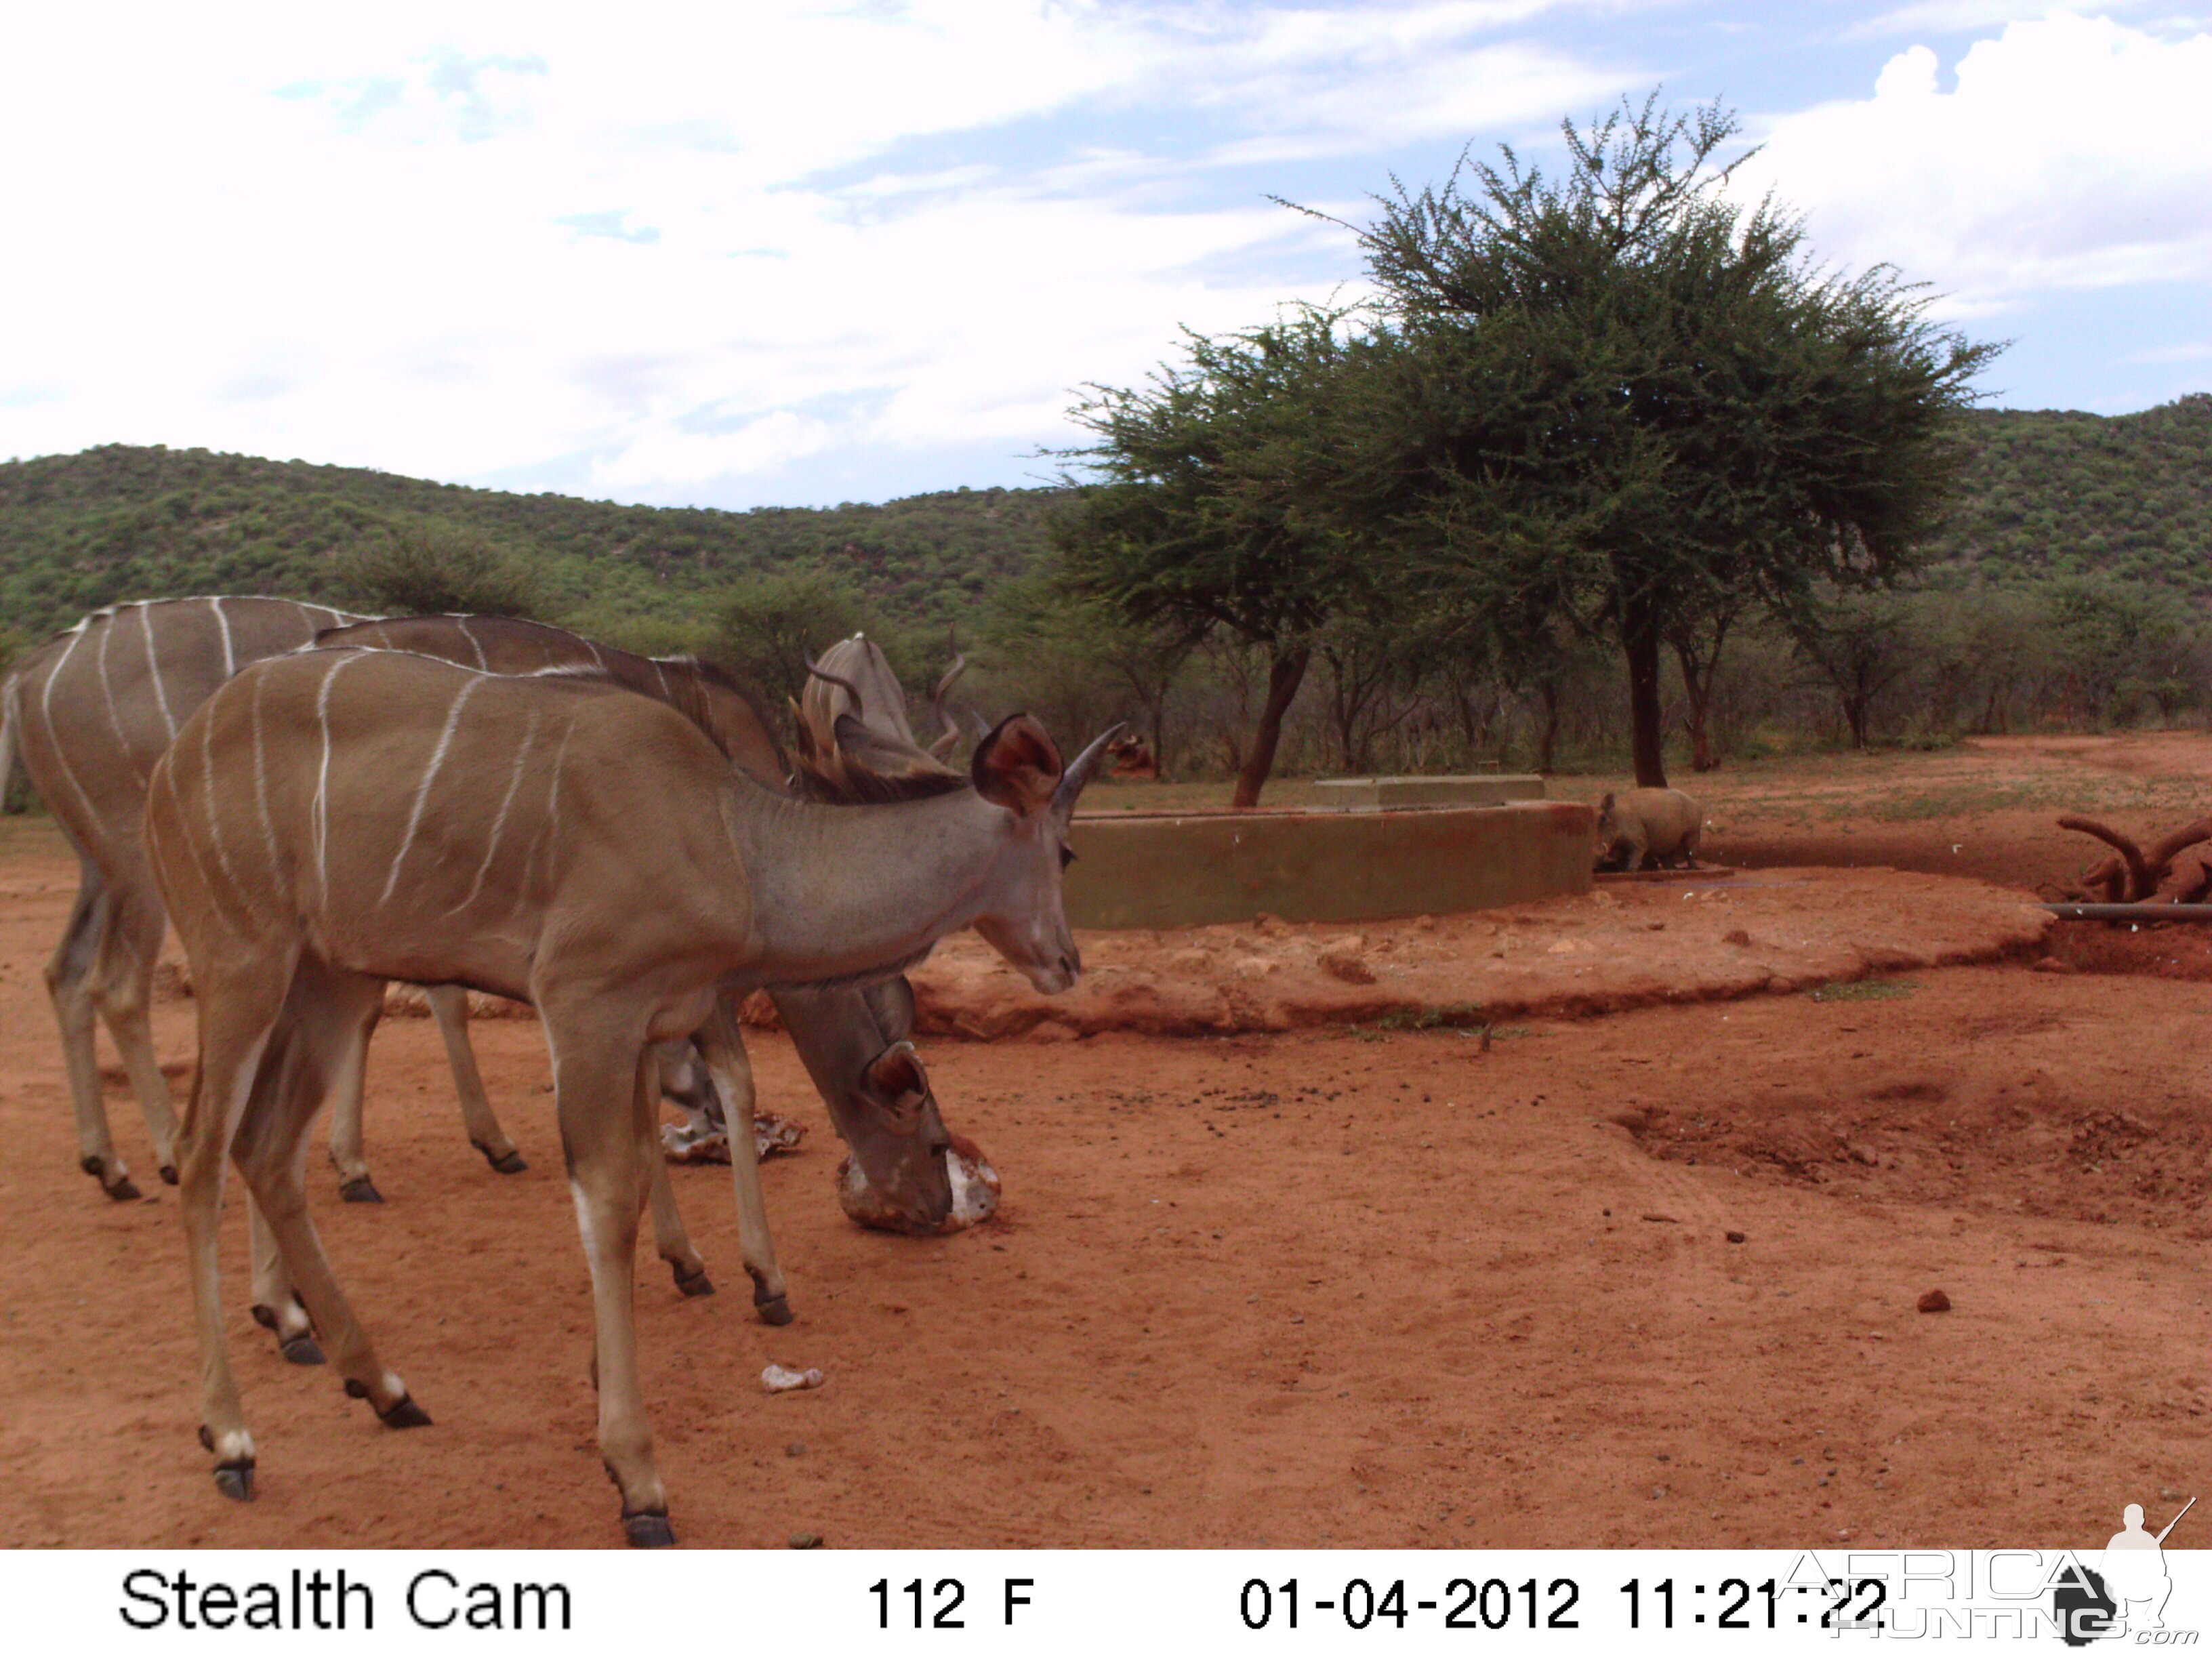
[1623,596,1668,787]
[1671,609,1734,774]
[1534,678,1560,775]
[1232,644,1310,808]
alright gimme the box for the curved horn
[928,651,967,758]
[804,656,866,716]
[1052,722,1125,819]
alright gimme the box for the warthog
[1595,787,1703,871]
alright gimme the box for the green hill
[1929,393,2212,592]
[0,443,1060,649]
[4,392,2208,655]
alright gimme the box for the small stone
[1723,928,1751,947]
[1607,1107,1650,1132]
[1317,946,1376,985]
[1917,1288,1952,1313]
[785,1442,806,1457]
[1725,1230,1747,1244]
[2031,956,2078,975]
[789,1532,823,1550]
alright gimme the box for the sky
[1,1,2207,512]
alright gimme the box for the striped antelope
[308,613,979,1235]
[0,596,486,1201]
[144,644,1107,1545]
[0,600,956,1222]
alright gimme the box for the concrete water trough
[1312,773,1547,810]
[1064,799,1595,930]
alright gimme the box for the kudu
[309,613,981,1235]
[0,596,430,1201]
[144,645,1108,1544]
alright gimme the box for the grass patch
[1373,1002,1487,1031]
[1805,978,1921,1002]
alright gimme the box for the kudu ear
[971,714,1063,816]
[861,975,918,1042]
[1598,792,1614,812]
[865,1041,928,1102]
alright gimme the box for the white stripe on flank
[36,622,105,830]
[458,617,489,670]
[94,610,145,785]
[378,676,485,905]
[652,659,672,699]
[312,653,366,907]
[199,697,243,893]
[249,668,282,882]
[585,638,608,671]
[444,708,541,917]
[211,596,236,679]
[140,602,179,741]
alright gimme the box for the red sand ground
[1,733,2208,1549]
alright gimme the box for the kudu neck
[723,781,1017,983]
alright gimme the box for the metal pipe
[2045,903,2212,921]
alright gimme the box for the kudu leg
[91,882,182,1185]
[321,989,390,1204]
[427,984,527,1174]
[177,966,295,1502]
[552,1033,673,1547]
[694,1004,792,1325]
[46,861,138,1200]
[636,1047,713,1298]
[237,963,426,1431]
[246,1197,323,1366]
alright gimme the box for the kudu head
[966,712,1121,994]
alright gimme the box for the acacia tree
[1050,307,1370,806]
[1326,95,2000,786]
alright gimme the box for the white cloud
[1736,13,2212,317]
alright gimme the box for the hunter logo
[2053,1497,2194,1647]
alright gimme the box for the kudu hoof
[622,1510,677,1549]
[338,1177,384,1204]
[213,1461,257,1503]
[159,1164,179,1186]
[344,1378,433,1428]
[471,1140,529,1174]
[250,1303,326,1365]
[85,1158,140,1201]
[745,1266,794,1325]
[672,1262,716,1299]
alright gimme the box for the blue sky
[2,2,2207,510]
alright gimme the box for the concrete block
[1065,800,1594,929]
[1314,775,1547,809]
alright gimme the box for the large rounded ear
[972,714,1063,815]
[861,975,918,1042]
[864,1041,928,1103]
[1597,792,1614,813]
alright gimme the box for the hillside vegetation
[1938,394,2212,593]
[0,442,1057,651]
[3,393,2209,785]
